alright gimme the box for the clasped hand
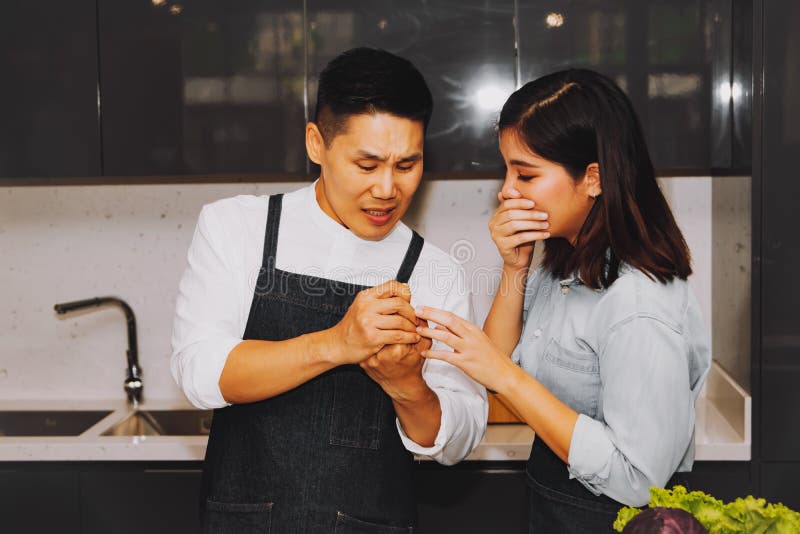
[331,280,431,401]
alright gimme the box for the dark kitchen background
[1,1,798,533]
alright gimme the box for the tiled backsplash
[0,177,750,401]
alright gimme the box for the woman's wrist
[492,353,527,397]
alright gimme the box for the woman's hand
[414,306,521,394]
[489,189,550,270]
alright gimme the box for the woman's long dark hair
[498,69,692,289]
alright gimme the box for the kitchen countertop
[0,362,749,463]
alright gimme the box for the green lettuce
[613,486,800,533]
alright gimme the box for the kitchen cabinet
[0,0,101,179]
[306,0,516,173]
[415,461,528,533]
[516,0,750,172]
[97,0,307,176]
[755,0,800,502]
[0,462,530,534]
[81,468,202,534]
[760,463,800,510]
[0,459,770,533]
[0,468,81,534]
[2,0,753,182]
[686,461,754,503]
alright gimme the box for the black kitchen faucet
[53,297,143,407]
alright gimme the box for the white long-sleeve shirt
[171,182,487,465]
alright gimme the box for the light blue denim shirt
[511,264,711,507]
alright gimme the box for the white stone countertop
[0,363,749,463]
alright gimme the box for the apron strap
[395,231,424,284]
[262,193,284,268]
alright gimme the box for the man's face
[307,112,425,241]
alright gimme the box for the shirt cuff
[567,413,615,491]
[395,389,450,458]
[178,336,241,409]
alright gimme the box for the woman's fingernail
[544,232,551,238]
[525,199,535,207]
[415,307,424,315]
[509,188,520,196]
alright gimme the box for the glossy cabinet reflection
[98,0,306,176]
[1,0,752,179]
[516,0,748,171]
[0,1,100,178]
[307,0,516,172]
[759,0,800,465]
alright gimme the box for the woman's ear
[584,163,602,198]
[305,122,325,165]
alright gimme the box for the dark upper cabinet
[759,0,800,463]
[306,0,516,173]
[98,0,306,176]
[1,1,754,180]
[517,0,750,171]
[0,1,100,178]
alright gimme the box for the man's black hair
[313,47,433,146]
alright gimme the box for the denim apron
[526,438,690,533]
[200,194,424,534]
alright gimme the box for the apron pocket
[334,511,413,534]
[329,366,384,449]
[203,499,273,534]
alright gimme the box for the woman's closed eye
[517,174,536,182]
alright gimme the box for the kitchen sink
[0,410,113,437]
[101,409,213,436]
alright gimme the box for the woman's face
[498,129,598,244]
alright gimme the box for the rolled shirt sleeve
[396,265,489,465]
[567,315,695,506]
[170,205,242,409]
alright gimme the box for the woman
[415,69,711,533]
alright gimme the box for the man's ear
[305,122,325,165]
[584,163,602,198]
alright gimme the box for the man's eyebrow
[509,158,539,168]
[355,150,387,162]
[354,151,423,163]
[398,153,423,164]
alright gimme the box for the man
[171,47,487,532]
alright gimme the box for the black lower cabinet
[0,460,762,534]
[685,461,754,503]
[81,468,202,534]
[760,462,800,510]
[0,468,81,534]
[415,461,528,534]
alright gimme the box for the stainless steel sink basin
[101,409,213,436]
[0,410,113,436]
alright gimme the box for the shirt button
[533,328,542,338]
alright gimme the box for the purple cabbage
[622,507,709,534]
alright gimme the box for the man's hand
[360,317,433,402]
[325,280,419,365]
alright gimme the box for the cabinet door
[517,0,746,171]
[0,469,81,534]
[760,462,800,510]
[307,0,516,173]
[81,469,202,534]
[415,462,528,534]
[0,1,100,178]
[760,0,800,462]
[686,461,754,503]
[98,0,306,176]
